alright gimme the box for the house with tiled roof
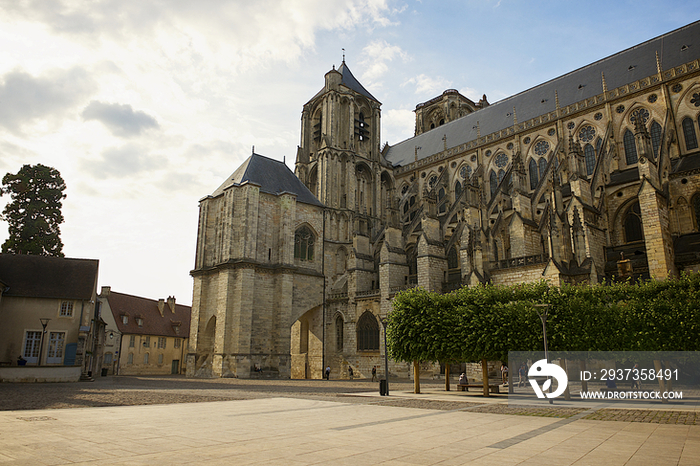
[98,287,191,375]
[0,254,99,381]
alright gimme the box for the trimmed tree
[1,164,67,256]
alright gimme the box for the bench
[458,383,501,394]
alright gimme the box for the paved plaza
[0,377,698,465]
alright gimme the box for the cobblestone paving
[0,376,696,425]
[584,408,698,425]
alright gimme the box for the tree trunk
[413,360,421,394]
[445,363,450,391]
[482,358,489,397]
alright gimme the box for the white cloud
[359,40,411,82]
[382,108,415,145]
[402,73,451,97]
[80,144,167,180]
[459,86,482,102]
[81,101,159,137]
[0,67,96,133]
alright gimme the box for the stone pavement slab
[0,397,697,465]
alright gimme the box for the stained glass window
[489,171,497,197]
[624,129,638,165]
[294,226,315,261]
[630,108,650,125]
[584,144,595,176]
[357,312,379,351]
[650,121,662,159]
[336,316,344,352]
[495,152,508,168]
[534,140,550,156]
[529,159,539,190]
[682,117,698,150]
[578,125,595,142]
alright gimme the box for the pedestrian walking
[371,366,377,382]
[325,366,331,380]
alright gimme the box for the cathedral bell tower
[295,60,383,217]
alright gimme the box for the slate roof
[211,153,323,207]
[672,152,700,174]
[0,254,98,300]
[336,62,379,103]
[107,291,191,338]
[385,21,700,167]
[308,61,380,104]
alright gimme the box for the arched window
[356,112,369,141]
[529,159,539,190]
[447,247,459,270]
[294,226,315,261]
[454,181,462,200]
[335,316,344,352]
[624,129,638,165]
[407,247,417,277]
[489,170,497,197]
[584,143,596,176]
[650,121,662,159]
[538,158,547,181]
[693,194,700,231]
[682,117,698,150]
[493,240,499,261]
[498,169,505,185]
[357,312,379,351]
[624,202,643,242]
[595,136,602,156]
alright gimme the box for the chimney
[157,299,165,317]
[167,296,176,313]
[100,286,111,297]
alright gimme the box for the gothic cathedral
[188,22,700,379]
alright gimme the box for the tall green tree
[1,164,67,256]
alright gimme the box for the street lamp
[533,304,551,403]
[38,318,51,366]
[380,316,389,396]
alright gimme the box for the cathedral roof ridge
[384,20,700,168]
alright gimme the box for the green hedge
[387,273,700,364]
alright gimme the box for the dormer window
[121,315,128,325]
[136,318,143,327]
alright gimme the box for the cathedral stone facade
[188,22,700,379]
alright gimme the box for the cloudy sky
[1,1,697,305]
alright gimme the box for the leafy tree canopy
[1,164,67,256]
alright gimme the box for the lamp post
[533,304,551,403]
[380,317,389,396]
[38,318,51,366]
